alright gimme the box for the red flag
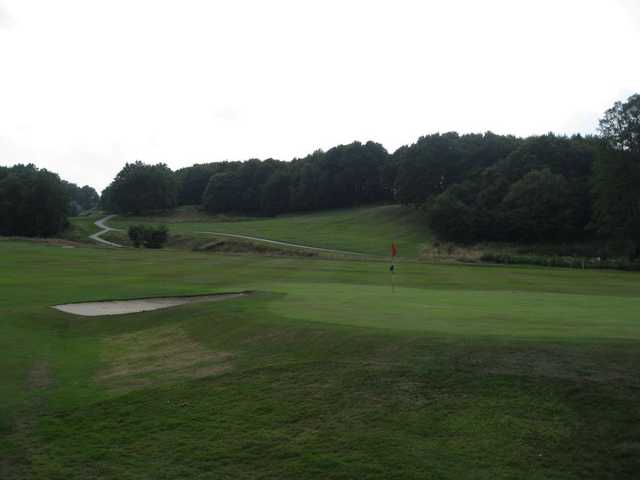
[391,242,397,258]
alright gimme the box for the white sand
[53,293,246,317]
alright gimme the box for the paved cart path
[90,215,124,247]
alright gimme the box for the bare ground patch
[475,345,640,386]
[27,361,52,390]
[196,238,318,257]
[0,236,85,247]
[97,325,233,392]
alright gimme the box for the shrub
[480,252,640,271]
[128,224,169,249]
[128,225,145,247]
[146,225,169,249]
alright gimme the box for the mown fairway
[108,204,432,257]
[2,240,640,479]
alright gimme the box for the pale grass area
[27,362,52,390]
[420,242,487,263]
[97,325,232,392]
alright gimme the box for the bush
[128,224,169,249]
[480,252,640,271]
[146,225,169,248]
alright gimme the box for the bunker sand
[53,292,247,316]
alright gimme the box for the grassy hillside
[59,213,102,243]
[108,204,432,257]
[2,240,640,478]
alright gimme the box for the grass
[107,204,432,257]
[1,239,640,478]
[60,212,102,243]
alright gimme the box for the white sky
[1,0,639,192]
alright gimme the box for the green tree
[128,224,169,248]
[592,148,640,258]
[598,93,640,153]
[261,171,291,216]
[0,164,69,237]
[106,161,179,214]
[592,94,640,258]
[202,171,243,214]
[429,185,475,243]
[63,181,99,215]
[500,169,579,243]
[176,162,240,206]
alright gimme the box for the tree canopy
[198,142,392,216]
[591,94,640,258]
[598,93,640,153]
[102,161,179,214]
[0,164,70,237]
[63,181,99,215]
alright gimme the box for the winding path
[90,214,124,247]
[197,231,367,256]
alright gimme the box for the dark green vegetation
[128,224,170,249]
[103,142,393,217]
[0,164,98,237]
[101,161,179,214]
[0,164,70,237]
[2,240,640,479]
[63,182,99,216]
[427,94,638,253]
[481,252,640,271]
[424,134,594,244]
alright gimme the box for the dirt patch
[53,292,247,317]
[0,236,85,247]
[476,346,640,386]
[97,325,232,391]
[27,362,52,390]
[196,238,317,257]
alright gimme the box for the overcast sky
[1,0,639,192]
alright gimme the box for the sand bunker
[53,293,247,317]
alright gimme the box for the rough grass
[60,213,103,243]
[1,240,640,479]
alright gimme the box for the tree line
[100,93,640,256]
[425,94,640,259]
[101,141,393,216]
[0,164,99,237]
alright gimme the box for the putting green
[269,283,640,340]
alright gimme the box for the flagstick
[390,242,396,293]
[391,251,394,293]
[391,266,394,293]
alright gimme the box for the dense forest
[101,141,393,216]
[0,164,98,237]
